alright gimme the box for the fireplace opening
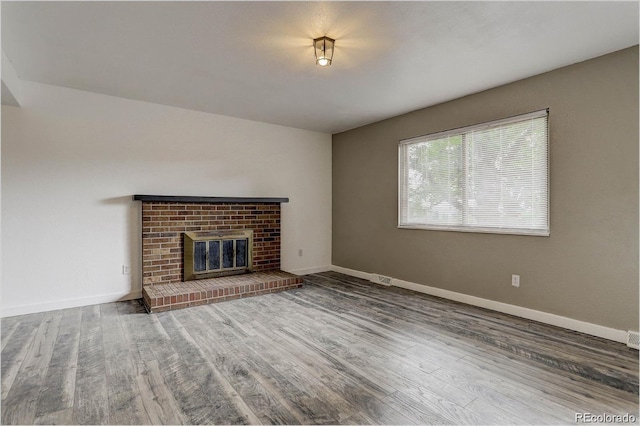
[184,230,253,281]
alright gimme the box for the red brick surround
[141,201,282,286]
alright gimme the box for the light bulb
[317,58,329,66]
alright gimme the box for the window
[399,110,549,236]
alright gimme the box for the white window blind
[399,110,549,236]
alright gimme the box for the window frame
[398,109,550,236]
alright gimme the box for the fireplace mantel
[133,195,289,203]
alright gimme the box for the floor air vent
[627,331,639,349]
[370,274,392,286]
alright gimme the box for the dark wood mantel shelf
[132,195,289,203]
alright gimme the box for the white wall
[1,81,332,316]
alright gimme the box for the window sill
[398,223,550,237]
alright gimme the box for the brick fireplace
[133,195,303,312]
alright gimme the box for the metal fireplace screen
[183,230,253,281]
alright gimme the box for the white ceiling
[2,1,638,134]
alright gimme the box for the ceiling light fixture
[314,36,335,67]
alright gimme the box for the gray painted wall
[332,46,639,331]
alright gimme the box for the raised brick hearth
[134,195,301,313]
[142,270,302,313]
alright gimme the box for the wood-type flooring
[1,272,638,424]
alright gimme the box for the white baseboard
[0,264,332,317]
[330,265,627,344]
[1,290,142,318]
[287,265,332,276]
[331,265,373,281]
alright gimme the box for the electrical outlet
[122,265,131,275]
[298,249,303,257]
[511,274,520,287]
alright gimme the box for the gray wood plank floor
[2,272,638,424]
